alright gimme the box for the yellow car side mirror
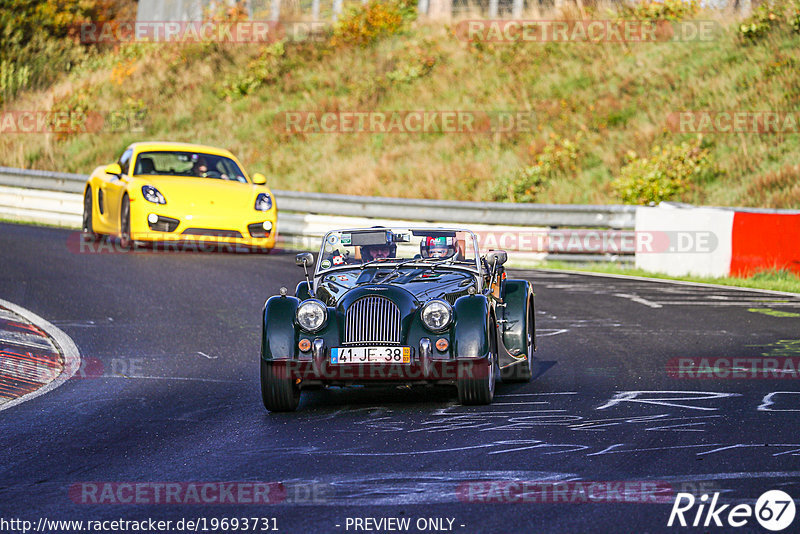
[105,163,122,176]
[252,173,267,185]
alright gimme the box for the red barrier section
[730,213,800,277]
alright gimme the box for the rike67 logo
[668,490,795,531]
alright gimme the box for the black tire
[457,324,497,405]
[119,195,132,250]
[501,299,535,383]
[81,188,100,242]
[261,360,300,412]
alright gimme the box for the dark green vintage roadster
[260,227,537,411]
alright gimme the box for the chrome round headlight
[421,299,453,332]
[296,299,327,332]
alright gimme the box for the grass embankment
[1,0,799,208]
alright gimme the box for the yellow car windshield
[133,151,247,183]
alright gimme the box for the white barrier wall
[635,205,734,277]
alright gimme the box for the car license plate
[331,347,411,364]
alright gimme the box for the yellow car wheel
[81,189,100,242]
[119,195,132,250]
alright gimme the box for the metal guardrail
[0,165,640,263]
[0,166,87,194]
[0,165,636,229]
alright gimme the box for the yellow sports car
[81,142,277,251]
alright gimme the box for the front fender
[453,295,490,359]
[295,281,312,301]
[262,295,300,361]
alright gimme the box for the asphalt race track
[1,221,799,533]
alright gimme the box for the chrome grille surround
[344,295,402,345]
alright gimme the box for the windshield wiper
[359,258,396,270]
[371,258,423,283]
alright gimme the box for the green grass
[0,217,78,229]
[534,261,800,294]
[1,3,799,208]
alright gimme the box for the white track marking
[50,320,97,328]
[530,268,800,297]
[596,391,740,411]
[536,328,570,337]
[0,328,58,350]
[613,293,663,308]
[197,351,217,359]
[758,392,800,412]
[0,298,81,412]
[0,309,20,321]
[106,375,236,383]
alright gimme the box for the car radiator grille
[344,296,401,345]
[443,291,469,305]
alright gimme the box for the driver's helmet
[361,242,396,262]
[191,154,209,172]
[420,236,456,259]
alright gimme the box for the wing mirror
[104,163,122,176]
[295,252,315,297]
[295,252,314,267]
[252,173,267,185]
[485,250,508,266]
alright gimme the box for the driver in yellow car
[191,155,209,177]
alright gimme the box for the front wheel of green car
[261,360,300,412]
[457,324,497,406]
